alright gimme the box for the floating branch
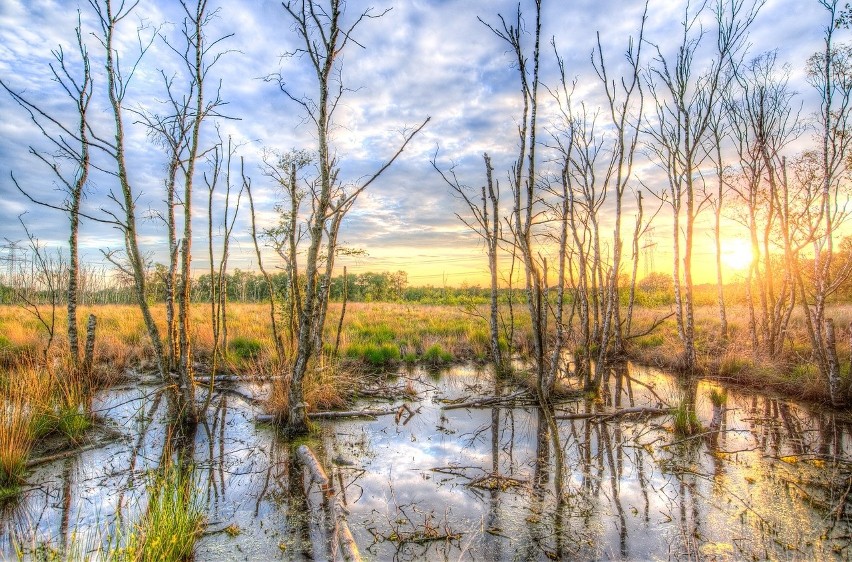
[441,390,528,411]
[555,406,671,421]
[256,407,399,423]
[296,444,361,562]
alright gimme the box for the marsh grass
[672,402,702,437]
[1,299,849,406]
[0,392,33,492]
[113,463,205,562]
[0,360,97,492]
[266,354,353,420]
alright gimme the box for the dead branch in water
[441,390,528,410]
[296,444,361,561]
[256,407,400,423]
[556,406,671,421]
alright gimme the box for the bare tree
[549,8,646,389]
[726,51,804,358]
[645,0,759,372]
[798,0,852,405]
[432,152,505,375]
[91,0,230,423]
[2,14,93,369]
[481,0,554,396]
[272,0,428,434]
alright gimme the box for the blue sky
[0,0,839,285]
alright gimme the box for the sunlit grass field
[0,300,848,416]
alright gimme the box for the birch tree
[272,0,428,434]
[2,14,93,370]
[432,153,505,375]
[645,0,759,372]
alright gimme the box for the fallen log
[296,445,361,562]
[555,406,671,421]
[308,408,398,419]
[441,390,528,411]
[296,444,332,492]
[256,408,398,423]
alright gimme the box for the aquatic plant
[672,403,702,437]
[117,464,205,562]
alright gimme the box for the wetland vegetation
[4,0,852,559]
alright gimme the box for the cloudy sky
[0,0,839,286]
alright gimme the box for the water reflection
[1,363,851,560]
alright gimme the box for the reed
[115,464,205,562]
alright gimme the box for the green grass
[57,406,92,444]
[228,337,262,361]
[345,343,401,367]
[719,355,753,377]
[114,463,205,562]
[709,388,727,407]
[672,403,702,437]
[422,344,453,365]
[635,334,664,349]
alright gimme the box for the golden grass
[1,299,848,406]
[265,354,353,419]
[626,303,852,403]
[0,391,33,489]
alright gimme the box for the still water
[3,363,851,560]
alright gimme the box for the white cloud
[0,0,843,284]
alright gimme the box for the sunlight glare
[722,239,753,272]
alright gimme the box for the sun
[722,239,753,272]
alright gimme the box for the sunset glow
[722,238,753,273]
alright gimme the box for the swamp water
[2,363,852,561]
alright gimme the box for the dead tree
[726,51,804,358]
[2,13,93,369]
[482,0,554,397]
[272,0,428,434]
[799,0,852,406]
[549,6,646,389]
[645,0,759,372]
[432,152,505,375]
[245,167,285,361]
[90,0,229,423]
[707,109,730,343]
[89,0,168,378]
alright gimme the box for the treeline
[10,265,852,307]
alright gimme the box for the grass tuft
[672,402,702,437]
[115,463,205,562]
[228,337,263,361]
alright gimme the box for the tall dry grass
[626,303,852,403]
[2,299,846,408]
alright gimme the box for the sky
[0,0,841,287]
